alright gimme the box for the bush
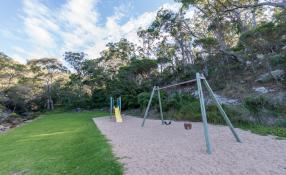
[275,119,286,128]
[174,101,201,121]
[9,112,21,118]
[137,92,150,111]
[223,104,252,124]
[244,95,267,112]
[270,52,286,68]
[0,104,5,113]
[91,89,108,108]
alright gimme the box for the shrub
[175,101,201,121]
[223,104,252,124]
[137,92,151,111]
[91,89,108,108]
[0,104,5,113]
[244,95,267,113]
[270,52,286,68]
[10,112,20,118]
[207,111,223,124]
[275,119,286,128]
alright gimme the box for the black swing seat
[163,120,172,125]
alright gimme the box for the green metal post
[157,87,164,124]
[119,96,122,112]
[110,96,113,119]
[202,75,242,143]
[196,73,212,154]
[141,86,156,127]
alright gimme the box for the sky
[0,0,181,63]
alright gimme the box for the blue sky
[0,0,180,63]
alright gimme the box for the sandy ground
[93,116,286,175]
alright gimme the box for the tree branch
[224,1,286,13]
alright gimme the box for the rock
[246,61,252,65]
[0,112,10,123]
[256,54,265,60]
[282,45,286,50]
[206,93,240,105]
[11,118,23,125]
[256,69,285,83]
[214,94,240,105]
[75,108,81,112]
[0,124,10,133]
[271,69,285,80]
[0,125,5,131]
[253,87,274,94]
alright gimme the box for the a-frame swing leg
[110,96,113,120]
[141,86,156,127]
[157,88,164,124]
[196,73,212,154]
[201,75,242,143]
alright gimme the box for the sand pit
[93,116,286,175]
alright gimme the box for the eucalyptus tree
[27,58,67,110]
[174,0,280,63]
[138,8,195,74]
[0,53,26,91]
[98,38,136,78]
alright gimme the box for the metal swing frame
[141,73,241,154]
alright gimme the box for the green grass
[236,123,286,139]
[0,111,123,175]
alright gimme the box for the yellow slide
[114,107,123,123]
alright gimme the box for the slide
[114,107,123,123]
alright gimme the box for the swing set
[141,73,242,154]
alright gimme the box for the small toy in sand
[184,123,192,130]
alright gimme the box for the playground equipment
[141,73,242,154]
[110,96,123,123]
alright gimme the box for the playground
[94,116,286,175]
[95,73,286,174]
[1,1,286,174]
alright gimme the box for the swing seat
[163,120,172,125]
[184,122,192,130]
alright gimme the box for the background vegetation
[1,0,286,136]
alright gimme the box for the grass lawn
[236,123,286,139]
[0,111,123,175]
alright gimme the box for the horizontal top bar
[158,79,197,90]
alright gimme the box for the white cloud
[10,53,27,64]
[16,0,182,62]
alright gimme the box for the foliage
[137,92,150,111]
[269,51,286,68]
[244,94,286,114]
[275,119,286,128]
[91,89,108,109]
[239,22,286,54]
[238,123,286,138]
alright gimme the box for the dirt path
[93,116,286,175]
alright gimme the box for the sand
[93,116,286,175]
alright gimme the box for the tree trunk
[251,1,258,28]
[46,82,54,110]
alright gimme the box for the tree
[106,58,158,109]
[64,52,86,79]
[138,8,194,76]
[27,58,67,110]
[98,39,136,78]
[0,53,26,91]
